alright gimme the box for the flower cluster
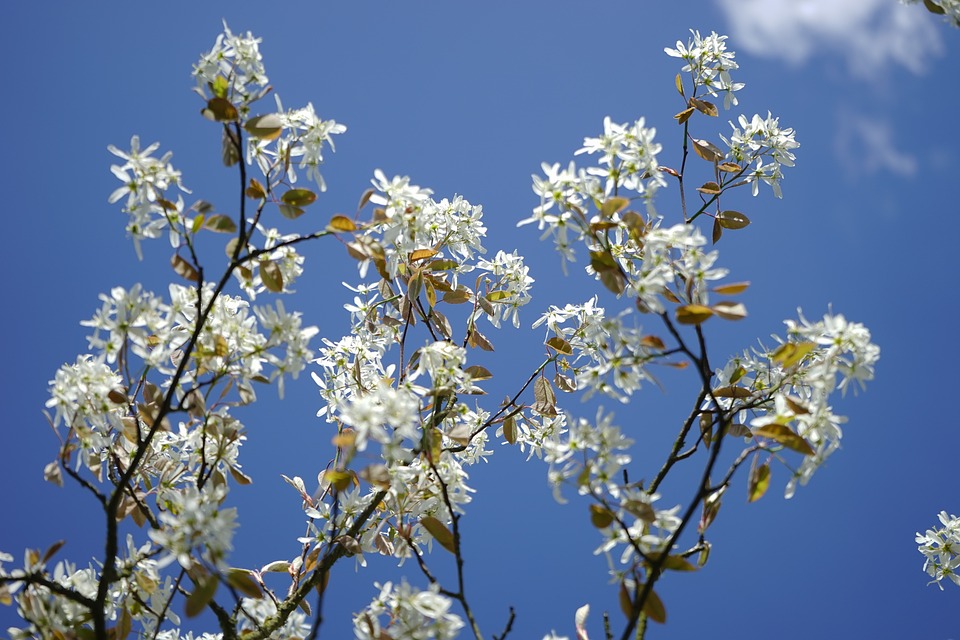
[533,297,655,401]
[353,580,464,640]
[149,484,237,570]
[576,116,667,202]
[192,21,269,116]
[108,136,191,258]
[721,112,799,198]
[916,511,960,589]
[711,310,880,497]
[247,96,347,193]
[664,29,744,108]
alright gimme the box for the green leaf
[281,189,317,207]
[751,424,815,456]
[675,73,684,97]
[243,114,283,141]
[209,75,229,98]
[203,214,237,234]
[485,290,512,303]
[420,516,456,554]
[718,210,750,230]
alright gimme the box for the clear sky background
[1,2,958,639]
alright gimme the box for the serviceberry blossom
[107,136,191,258]
[710,310,879,498]
[664,29,744,108]
[192,21,269,115]
[916,511,960,589]
[476,250,534,328]
[722,112,799,198]
[149,484,237,570]
[533,297,655,401]
[353,580,464,640]
[247,95,346,192]
[543,409,634,500]
[576,116,667,203]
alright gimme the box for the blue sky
[1,2,958,639]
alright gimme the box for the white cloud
[714,0,943,78]
[834,109,918,177]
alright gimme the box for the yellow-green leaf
[676,304,714,325]
[185,575,219,618]
[771,341,816,368]
[713,385,753,398]
[329,215,357,232]
[443,289,472,304]
[409,248,438,262]
[718,210,750,230]
[748,459,771,503]
[282,189,317,207]
[751,424,815,456]
[278,203,305,219]
[260,261,283,292]
[589,504,615,528]
[243,114,283,140]
[324,469,356,492]
[420,516,456,554]
[486,290,512,302]
[643,587,667,624]
[674,107,695,124]
[204,214,237,234]
[202,97,239,122]
[675,73,684,97]
[659,555,698,572]
[600,196,630,217]
[697,181,721,194]
[713,281,750,295]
